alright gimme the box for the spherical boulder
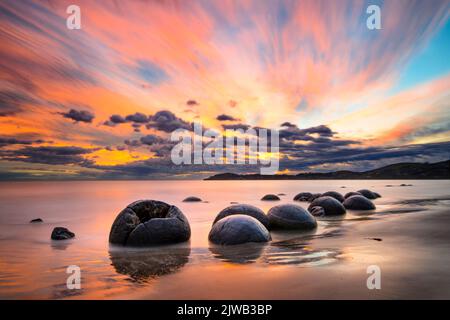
[373,192,381,198]
[309,206,325,217]
[267,204,317,230]
[357,189,378,199]
[261,194,280,201]
[293,192,313,202]
[183,196,202,202]
[343,195,376,210]
[109,200,191,246]
[51,227,75,240]
[213,204,269,229]
[308,196,346,216]
[208,215,271,245]
[30,218,43,223]
[344,191,362,199]
[322,191,345,203]
[308,193,322,202]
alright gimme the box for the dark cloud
[281,122,297,128]
[124,139,141,147]
[125,112,149,123]
[59,109,95,123]
[146,110,192,133]
[0,146,96,165]
[217,114,239,121]
[222,123,251,131]
[0,136,45,147]
[0,90,36,116]
[186,100,199,106]
[140,134,164,146]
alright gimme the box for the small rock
[261,194,280,201]
[321,191,345,203]
[208,215,271,245]
[51,227,75,240]
[183,196,202,202]
[268,204,317,230]
[30,218,43,223]
[366,237,382,241]
[277,193,286,196]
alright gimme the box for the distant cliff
[204,160,450,180]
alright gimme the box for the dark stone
[357,189,378,199]
[268,204,317,230]
[213,204,269,229]
[51,227,75,240]
[30,218,43,223]
[277,193,286,196]
[366,237,383,241]
[261,194,280,201]
[183,196,202,202]
[373,192,381,198]
[322,191,345,203]
[344,191,362,199]
[109,200,191,246]
[343,195,376,210]
[309,206,325,217]
[308,193,322,202]
[308,196,346,216]
[293,192,313,202]
[208,215,271,245]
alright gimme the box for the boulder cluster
[106,188,380,247]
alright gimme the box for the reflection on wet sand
[209,243,267,264]
[109,245,191,283]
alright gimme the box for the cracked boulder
[308,196,346,216]
[109,200,191,246]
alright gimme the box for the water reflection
[209,243,266,264]
[109,244,191,283]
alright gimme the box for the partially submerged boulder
[308,196,346,216]
[51,227,75,240]
[308,193,322,202]
[208,215,271,245]
[322,191,345,203]
[343,195,376,210]
[293,192,313,202]
[109,200,191,246]
[213,204,269,229]
[30,218,43,223]
[182,196,202,202]
[357,189,378,199]
[268,204,317,230]
[344,191,362,199]
[261,194,280,201]
[309,206,325,217]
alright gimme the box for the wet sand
[0,180,449,299]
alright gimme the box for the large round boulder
[261,194,280,201]
[308,193,322,202]
[208,215,271,245]
[343,195,376,210]
[308,196,346,216]
[213,204,269,229]
[322,191,345,203]
[293,192,313,202]
[344,191,362,199]
[109,200,191,246]
[268,204,317,230]
[357,189,378,199]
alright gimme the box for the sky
[0,0,449,180]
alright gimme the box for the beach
[0,180,449,299]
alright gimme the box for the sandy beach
[0,180,449,299]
